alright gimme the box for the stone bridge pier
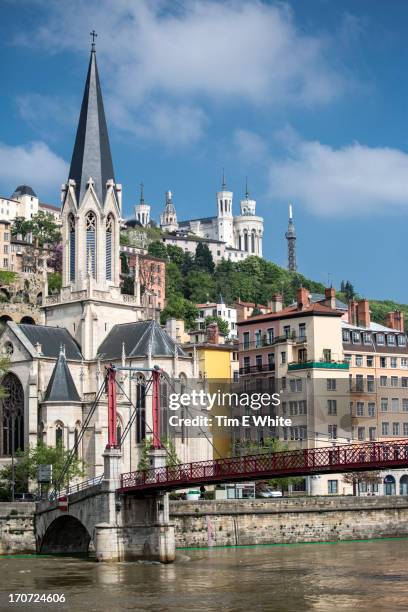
[35,448,175,563]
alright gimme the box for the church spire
[68,38,115,206]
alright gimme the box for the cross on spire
[90,30,97,51]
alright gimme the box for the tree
[344,281,356,303]
[195,242,215,273]
[47,272,62,294]
[205,315,229,337]
[0,442,85,499]
[160,295,198,329]
[184,270,215,303]
[166,262,183,297]
[148,240,168,259]
[167,244,185,267]
[0,270,17,287]
[342,471,381,496]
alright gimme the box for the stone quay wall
[170,496,408,549]
[0,503,36,554]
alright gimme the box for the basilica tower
[216,172,234,247]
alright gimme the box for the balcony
[239,363,276,375]
[288,360,349,371]
[240,334,307,351]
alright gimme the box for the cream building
[0,44,211,478]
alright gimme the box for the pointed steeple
[68,42,115,206]
[285,203,297,272]
[44,348,81,402]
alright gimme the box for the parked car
[14,493,37,502]
[257,488,283,498]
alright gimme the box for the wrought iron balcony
[239,363,276,375]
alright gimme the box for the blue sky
[1,1,408,301]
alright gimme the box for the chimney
[206,322,219,344]
[324,287,336,310]
[268,293,283,313]
[347,300,358,326]
[357,299,370,328]
[386,310,404,332]
[297,287,309,310]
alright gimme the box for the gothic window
[55,421,64,447]
[85,211,97,278]
[244,232,248,251]
[1,373,24,457]
[135,374,146,444]
[69,214,76,282]
[251,231,255,253]
[106,214,113,281]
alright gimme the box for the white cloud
[19,0,345,145]
[0,141,68,198]
[268,137,408,217]
[233,129,269,163]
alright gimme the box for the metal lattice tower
[285,203,297,272]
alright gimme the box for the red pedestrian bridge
[118,439,408,493]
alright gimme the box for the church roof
[11,185,37,198]
[43,349,81,403]
[18,324,83,360]
[68,47,115,205]
[97,320,187,360]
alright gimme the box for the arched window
[400,475,408,495]
[69,214,76,282]
[55,421,64,447]
[1,373,24,456]
[135,374,146,444]
[244,232,248,252]
[106,214,114,281]
[384,474,396,495]
[251,231,255,253]
[85,211,96,278]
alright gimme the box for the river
[1,539,408,611]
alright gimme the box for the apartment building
[195,299,237,338]
[0,221,11,270]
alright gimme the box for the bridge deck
[118,440,408,493]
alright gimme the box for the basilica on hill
[0,43,211,476]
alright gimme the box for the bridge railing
[55,474,104,499]
[119,439,408,492]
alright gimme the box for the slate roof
[98,320,187,360]
[68,48,115,205]
[18,324,83,360]
[11,185,37,198]
[178,217,216,226]
[43,350,81,403]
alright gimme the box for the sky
[1,0,408,301]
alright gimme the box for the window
[404,423,408,436]
[367,355,374,367]
[352,332,360,344]
[327,379,336,391]
[243,356,250,373]
[402,378,408,388]
[299,400,307,415]
[105,214,113,281]
[388,335,396,346]
[391,357,397,369]
[367,376,375,393]
[382,422,389,436]
[267,328,274,344]
[298,323,306,340]
[344,354,352,364]
[328,480,338,494]
[281,351,286,364]
[356,402,364,416]
[283,325,291,339]
[55,422,63,447]
[243,332,250,350]
[380,357,387,368]
[402,358,408,369]
[281,377,287,390]
[323,349,332,362]
[403,399,408,412]
[380,376,387,387]
[392,398,399,412]
[256,355,263,370]
[328,399,337,416]
[358,426,365,441]
[363,332,371,345]
[85,211,96,278]
[267,353,275,370]
[355,355,363,367]
[342,329,350,342]
[398,335,407,347]
[369,427,376,441]
[255,330,262,347]
[328,424,337,440]
[356,375,364,392]
[368,403,375,417]
[289,379,302,393]
[376,333,385,345]
[393,422,400,436]
[391,376,398,387]
[381,398,388,412]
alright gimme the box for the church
[0,43,211,477]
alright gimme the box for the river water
[1,539,408,611]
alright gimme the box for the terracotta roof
[237,302,343,325]
[196,303,217,308]
[235,300,267,308]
